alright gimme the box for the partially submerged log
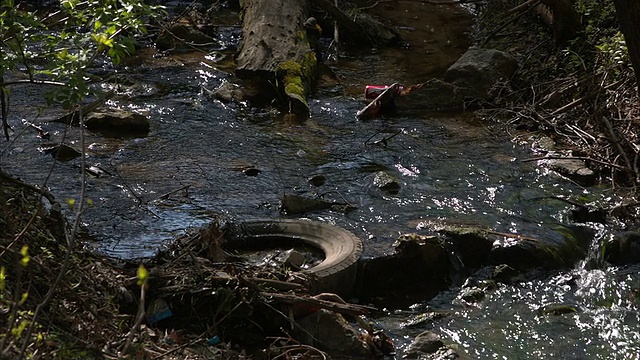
[235,0,317,116]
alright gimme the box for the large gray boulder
[444,48,518,96]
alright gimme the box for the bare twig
[18,107,88,359]
[600,115,633,173]
[364,129,403,146]
[262,292,377,317]
[154,184,192,201]
[520,155,628,171]
[121,280,147,355]
[481,1,539,47]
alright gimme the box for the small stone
[308,174,326,187]
[406,331,444,356]
[459,287,485,303]
[373,171,400,192]
[491,264,521,284]
[41,144,81,162]
[539,303,578,316]
[281,249,305,268]
[243,168,261,176]
[212,81,243,103]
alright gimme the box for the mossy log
[235,0,317,116]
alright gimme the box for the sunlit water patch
[377,265,640,358]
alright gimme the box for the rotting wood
[235,0,317,116]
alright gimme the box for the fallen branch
[600,115,634,175]
[53,90,116,124]
[314,0,371,44]
[262,292,377,317]
[481,1,538,47]
[520,155,628,171]
[154,184,192,201]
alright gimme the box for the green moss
[277,52,318,113]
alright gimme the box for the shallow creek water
[1,2,638,358]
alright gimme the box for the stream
[1,2,638,358]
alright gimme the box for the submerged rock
[280,194,356,214]
[307,174,326,187]
[545,157,596,187]
[358,234,449,306]
[605,231,640,265]
[85,110,150,138]
[458,287,485,303]
[405,331,444,357]
[395,78,468,113]
[488,225,593,271]
[40,144,81,162]
[400,311,449,328]
[438,226,494,271]
[373,171,400,193]
[491,264,522,284]
[209,81,244,103]
[538,303,579,316]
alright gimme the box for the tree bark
[235,0,316,116]
[612,0,640,97]
[538,0,581,45]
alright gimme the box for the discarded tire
[235,219,363,297]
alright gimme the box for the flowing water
[1,2,638,358]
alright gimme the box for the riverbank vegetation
[475,0,640,189]
[1,0,639,359]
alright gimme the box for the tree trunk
[612,0,640,97]
[538,0,581,45]
[235,0,316,116]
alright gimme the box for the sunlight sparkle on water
[197,68,218,84]
[395,163,419,177]
[432,196,475,214]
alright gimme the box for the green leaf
[20,245,30,267]
[92,33,114,48]
[137,264,148,286]
[0,266,5,291]
[19,292,28,305]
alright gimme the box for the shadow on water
[1,2,638,358]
